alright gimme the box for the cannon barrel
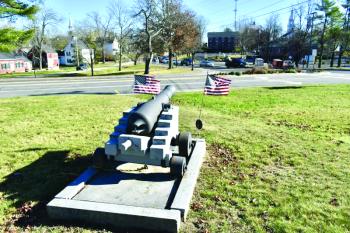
[127,85,176,136]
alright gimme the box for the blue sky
[42,0,343,37]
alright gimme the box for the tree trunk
[118,43,123,71]
[39,47,43,70]
[330,49,335,67]
[90,49,94,76]
[102,48,106,63]
[191,52,195,71]
[318,16,328,69]
[168,48,173,69]
[145,35,152,74]
[337,49,343,67]
[119,51,122,72]
[145,55,151,74]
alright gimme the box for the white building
[58,18,88,66]
[287,9,295,37]
[104,38,119,59]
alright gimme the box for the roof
[0,53,15,60]
[207,31,239,38]
[0,52,31,61]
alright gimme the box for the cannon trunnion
[93,85,193,177]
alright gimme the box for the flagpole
[195,72,207,131]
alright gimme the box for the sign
[47,53,59,70]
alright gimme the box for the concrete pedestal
[47,139,206,233]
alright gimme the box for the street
[0,71,350,98]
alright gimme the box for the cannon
[92,85,193,177]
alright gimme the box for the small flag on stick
[204,74,231,96]
[134,75,161,94]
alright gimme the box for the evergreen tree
[0,0,39,52]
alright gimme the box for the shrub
[284,69,297,73]
[252,67,268,74]
[235,71,241,76]
[243,69,252,75]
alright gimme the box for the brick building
[207,32,239,52]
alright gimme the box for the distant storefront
[0,53,32,74]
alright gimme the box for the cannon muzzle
[127,85,176,136]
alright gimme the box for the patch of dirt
[191,202,204,212]
[329,197,339,206]
[207,143,238,169]
[268,119,312,131]
[4,201,47,232]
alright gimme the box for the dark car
[180,58,192,66]
[225,58,247,68]
[76,63,88,71]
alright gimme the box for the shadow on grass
[0,150,91,230]
[0,150,160,232]
[264,86,304,90]
[29,91,116,97]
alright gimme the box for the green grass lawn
[0,85,350,232]
[0,63,197,78]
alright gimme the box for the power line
[210,0,310,26]
[243,0,310,20]
[241,0,288,17]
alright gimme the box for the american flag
[134,75,161,94]
[204,74,231,96]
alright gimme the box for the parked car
[272,59,283,69]
[152,57,159,63]
[199,60,215,68]
[158,56,167,63]
[246,55,258,64]
[76,63,88,71]
[255,58,264,67]
[283,60,295,69]
[180,58,192,66]
[173,59,180,65]
[225,58,247,68]
[161,57,169,64]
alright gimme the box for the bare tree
[134,0,164,74]
[31,8,59,70]
[75,22,97,76]
[129,29,147,65]
[109,0,133,71]
[88,11,112,63]
[259,14,282,61]
[159,0,182,69]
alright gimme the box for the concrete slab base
[47,139,206,233]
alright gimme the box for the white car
[199,60,214,67]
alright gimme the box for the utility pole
[234,0,238,31]
[307,12,317,69]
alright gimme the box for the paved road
[0,71,350,98]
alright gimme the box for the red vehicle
[272,59,283,69]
